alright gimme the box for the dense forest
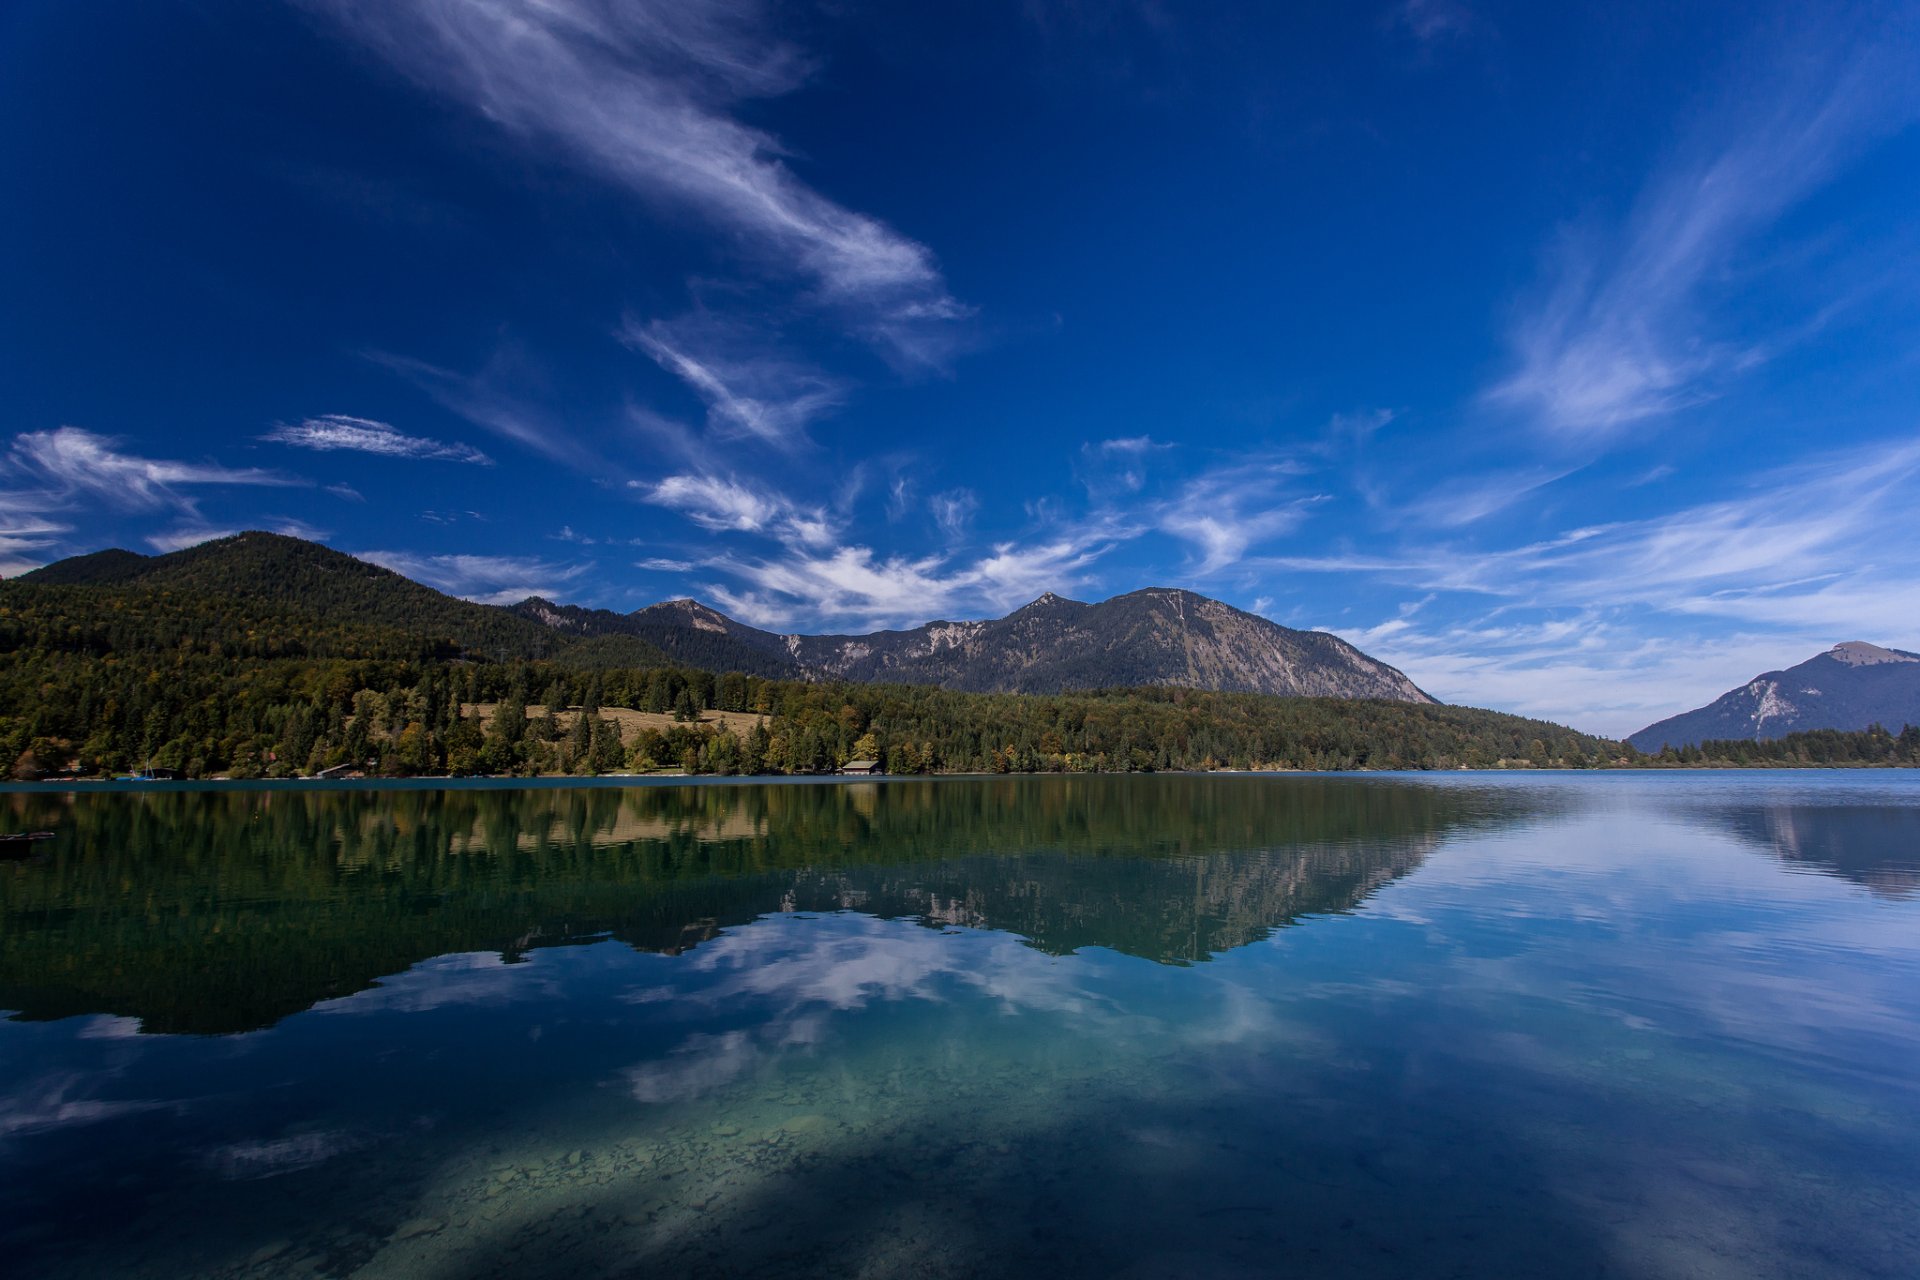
[0,638,1617,778]
[1639,724,1920,767]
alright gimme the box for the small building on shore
[839,759,883,776]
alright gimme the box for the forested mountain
[517,586,1436,702]
[19,532,664,666]
[10,532,1916,778]
[1630,642,1920,750]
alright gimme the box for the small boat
[0,831,55,858]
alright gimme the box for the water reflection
[1711,803,1920,898]
[0,777,1527,1034]
[3,775,1919,1280]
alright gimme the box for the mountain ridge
[516,583,1437,703]
[16,531,1434,703]
[1629,641,1920,751]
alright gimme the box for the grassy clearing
[462,704,766,744]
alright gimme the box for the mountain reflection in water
[4,774,1920,1280]
[1711,802,1920,898]
[0,777,1531,1034]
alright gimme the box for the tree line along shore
[6,650,1917,782]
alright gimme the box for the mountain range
[514,586,1434,702]
[1629,642,1920,751]
[16,532,1433,704]
[20,535,1920,753]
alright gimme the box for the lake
[2,773,1917,1278]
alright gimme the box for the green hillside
[15,531,664,666]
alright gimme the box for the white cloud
[1338,614,1823,739]
[1276,437,1920,613]
[929,488,978,540]
[1156,461,1323,574]
[622,315,844,450]
[884,475,915,523]
[366,350,594,467]
[262,414,493,465]
[1078,435,1173,497]
[357,549,589,605]
[1488,19,1920,440]
[0,519,69,577]
[637,473,838,548]
[1092,436,1164,455]
[4,427,298,516]
[702,521,1124,629]
[1398,465,1575,529]
[311,0,965,362]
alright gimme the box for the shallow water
[2,772,1917,1278]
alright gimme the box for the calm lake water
[2,772,1917,1279]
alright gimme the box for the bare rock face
[605,586,1436,703]
[1630,641,1920,750]
[1828,641,1920,668]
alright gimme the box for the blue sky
[3,0,1917,736]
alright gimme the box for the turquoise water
[2,773,1917,1278]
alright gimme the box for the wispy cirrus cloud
[1488,16,1920,440]
[1396,465,1575,529]
[929,489,979,541]
[1155,460,1322,575]
[1273,437,1920,614]
[1335,613,1844,740]
[365,349,595,468]
[636,464,1132,626]
[636,473,839,548]
[621,315,845,451]
[1078,435,1173,497]
[355,549,589,605]
[696,508,1130,629]
[1277,436,1920,734]
[0,520,70,577]
[309,0,965,363]
[4,427,299,517]
[262,414,492,465]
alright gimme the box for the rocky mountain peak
[1829,641,1919,667]
[635,598,733,633]
[1013,591,1083,612]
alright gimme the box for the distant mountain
[1629,642,1920,751]
[514,586,1437,703]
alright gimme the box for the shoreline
[5,763,1918,794]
